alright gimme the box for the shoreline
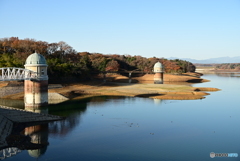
[196,69,240,73]
[0,73,220,101]
[0,81,220,101]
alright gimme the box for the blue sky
[0,0,239,60]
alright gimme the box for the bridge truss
[0,68,37,81]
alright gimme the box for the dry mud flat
[53,73,218,100]
[50,83,219,100]
[134,73,206,83]
[0,73,220,101]
[105,72,206,83]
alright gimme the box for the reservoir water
[1,73,240,161]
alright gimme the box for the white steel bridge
[0,67,37,81]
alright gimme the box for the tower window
[41,69,44,75]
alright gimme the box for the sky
[0,0,240,60]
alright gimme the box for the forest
[0,37,195,82]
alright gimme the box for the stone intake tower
[24,52,48,108]
[153,62,164,84]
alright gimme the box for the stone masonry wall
[0,86,24,98]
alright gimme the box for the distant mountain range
[168,56,240,64]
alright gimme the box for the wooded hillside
[0,37,195,81]
[215,63,240,70]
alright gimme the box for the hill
[169,56,240,64]
[0,37,196,83]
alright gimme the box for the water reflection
[87,96,130,106]
[153,98,162,105]
[214,72,240,77]
[0,81,222,161]
[0,95,143,159]
[25,106,48,114]
[0,116,49,160]
[0,99,87,159]
[24,124,49,158]
[0,115,16,156]
[47,100,87,137]
[22,100,88,158]
[0,99,24,109]
[0,148,21,160]
[0,95,163,160]
[20,107,49,158]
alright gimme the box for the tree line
[0,37,196,81]
[215,63,240,70]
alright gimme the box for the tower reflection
[23,99,88,158]
[24,107,49,158]
[24,124,49,158]
[153,98,162,105]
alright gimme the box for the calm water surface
[2,73,240,161]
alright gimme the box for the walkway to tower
[0,106,63,123]
[0,67,37,81]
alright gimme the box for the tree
[105,60,119,71]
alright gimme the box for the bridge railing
[0,68,37,81]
